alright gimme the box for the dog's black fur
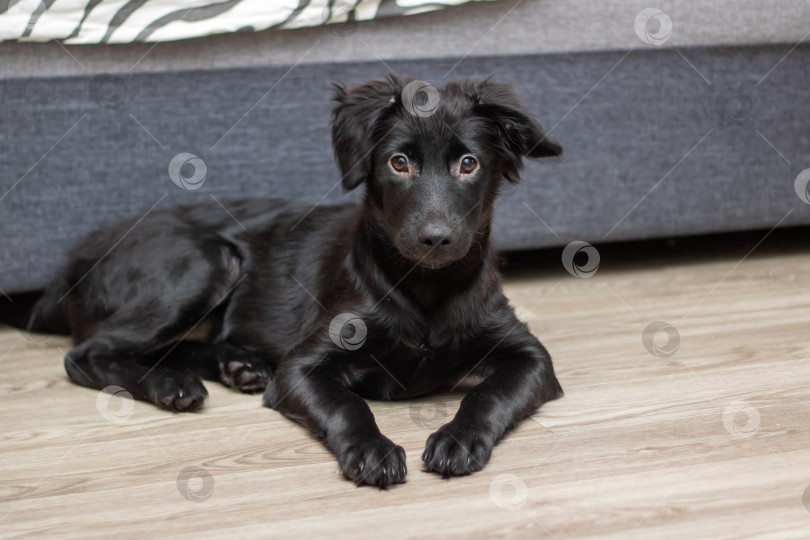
[26,76,563,488]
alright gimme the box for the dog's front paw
[149,374,208,412]
[422,423,495,477]
[218,356,270,393]
[336,435,407,489]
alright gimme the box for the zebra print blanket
[0,0,489,44]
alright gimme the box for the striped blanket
[0,0,487,44]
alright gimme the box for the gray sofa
[2,0,809,294]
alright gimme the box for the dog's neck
[353,208,498,309]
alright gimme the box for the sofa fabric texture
[2,0,809,293]
[2,43,809,293]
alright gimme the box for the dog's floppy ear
[472,80,562,182]
[331,77,402,191]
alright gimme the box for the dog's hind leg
[60,225,251,410]
[64,337,274,411]
[64,333,210,411]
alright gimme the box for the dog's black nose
[418,222,453,247]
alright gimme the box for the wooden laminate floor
[1,229,809,539]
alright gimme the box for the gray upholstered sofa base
[2,43,809,293]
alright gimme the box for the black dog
[28,76,564,488]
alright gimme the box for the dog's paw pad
[338,437,407,489]
[422,424,494,477]
[152,375,208,412]
[218,357,269,393]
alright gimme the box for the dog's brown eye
[390,155,409,173]
[460,156,478,174]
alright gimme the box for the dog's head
[331,76,562,269]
